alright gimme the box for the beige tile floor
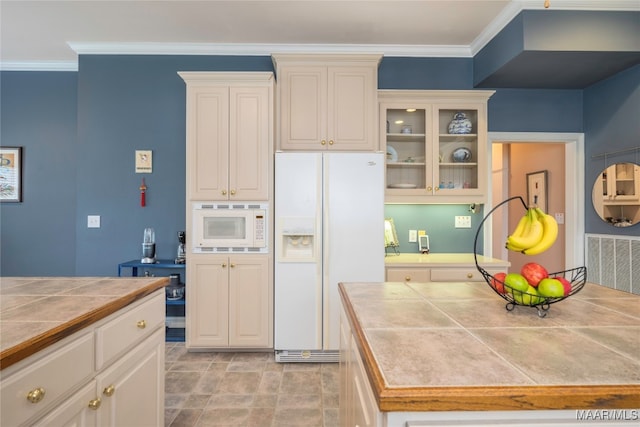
[164,343,339,427]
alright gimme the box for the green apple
[512,285,542,306]
[538,278,565,298]
[504,273,529,293]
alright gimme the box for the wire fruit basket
[474,196,587,318]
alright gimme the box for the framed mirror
[384,218,400,255]
[591,162,640,227]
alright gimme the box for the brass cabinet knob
[26,387,45,403]
[230,189,236,196]
[88,398,101,410]
[222,262,227,268]
[467,273,473,278]
[405,276,411,281]
[434,186,439,192]
[328,140,334,145]
[103,384,116,397]
[230,263,236,268]
[427,186,432,192]
[321,140,326,145]
[221,189,227,195]
[136,320,146,329]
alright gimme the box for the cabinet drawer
[96,292,164,370]
[386,268,430,283]
[430,268,485,282]
[1,333,94,427]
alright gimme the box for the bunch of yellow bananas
[506,207,558,255]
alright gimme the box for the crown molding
[0,61,78,72]
[67,42,473,58]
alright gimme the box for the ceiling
[1,0,638,88]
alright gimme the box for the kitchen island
[1,276,167,426]
[339,280,640,426]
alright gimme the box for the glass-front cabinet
[379,90,494,203]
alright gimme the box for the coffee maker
[175,231,186,264]
[141,227,156,264]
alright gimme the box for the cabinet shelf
[387,162,426,167]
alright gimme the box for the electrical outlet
[454,216,471,228]
[554,213,565,224]
[409,230,417,242]
[87,215,101,228]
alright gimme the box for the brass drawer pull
[26,387,45,403]
[467,273,473,278]
[137,320,146,329]
[405,276,411,281]
[103,384,116,397]
[88,398,101,410]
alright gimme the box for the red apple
[491,272,507,294]
[556,277,572,296]
[520,262,549,287]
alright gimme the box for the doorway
[486,132,585,270]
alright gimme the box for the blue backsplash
[384,204,485,254]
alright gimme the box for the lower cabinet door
[228,256,271,347]
[32,382,98,427]
[96,329,164,427]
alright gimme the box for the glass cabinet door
[433,107,481,194]
[383,106,430,191]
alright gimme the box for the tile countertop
[0,276,168,370]
[384,253,509,268]
[339,281,640,412]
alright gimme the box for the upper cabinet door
[278,66,328,150]
[328,66,377,151]
[274,54,381,151]
[229,86,271,201]
[187,86,229,200]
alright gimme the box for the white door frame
[486,132,585,268]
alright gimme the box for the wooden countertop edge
[0,278,168,370]
[338,284,640,412]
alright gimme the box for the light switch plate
[87,215,101,228]
[455,216,471,228]
[409,230,417,242]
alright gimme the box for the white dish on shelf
[388,183,417,189]
[386,145,398,162]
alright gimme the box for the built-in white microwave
[192,203,268,253]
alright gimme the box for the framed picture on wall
[526,170,547,212]
[0,147,23,203]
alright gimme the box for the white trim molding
[487,132,585,269]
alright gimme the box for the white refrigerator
[274,152,385,362]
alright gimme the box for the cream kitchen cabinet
[273,54,381,151]
[180,72,273,201]
[0,291,165,427]
[187,254,272,349]
[379,90,494,203]
[340,304,381,427]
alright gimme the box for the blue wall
[1,57,638,276]
[1,72,78,275]
[583,64,640,236]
